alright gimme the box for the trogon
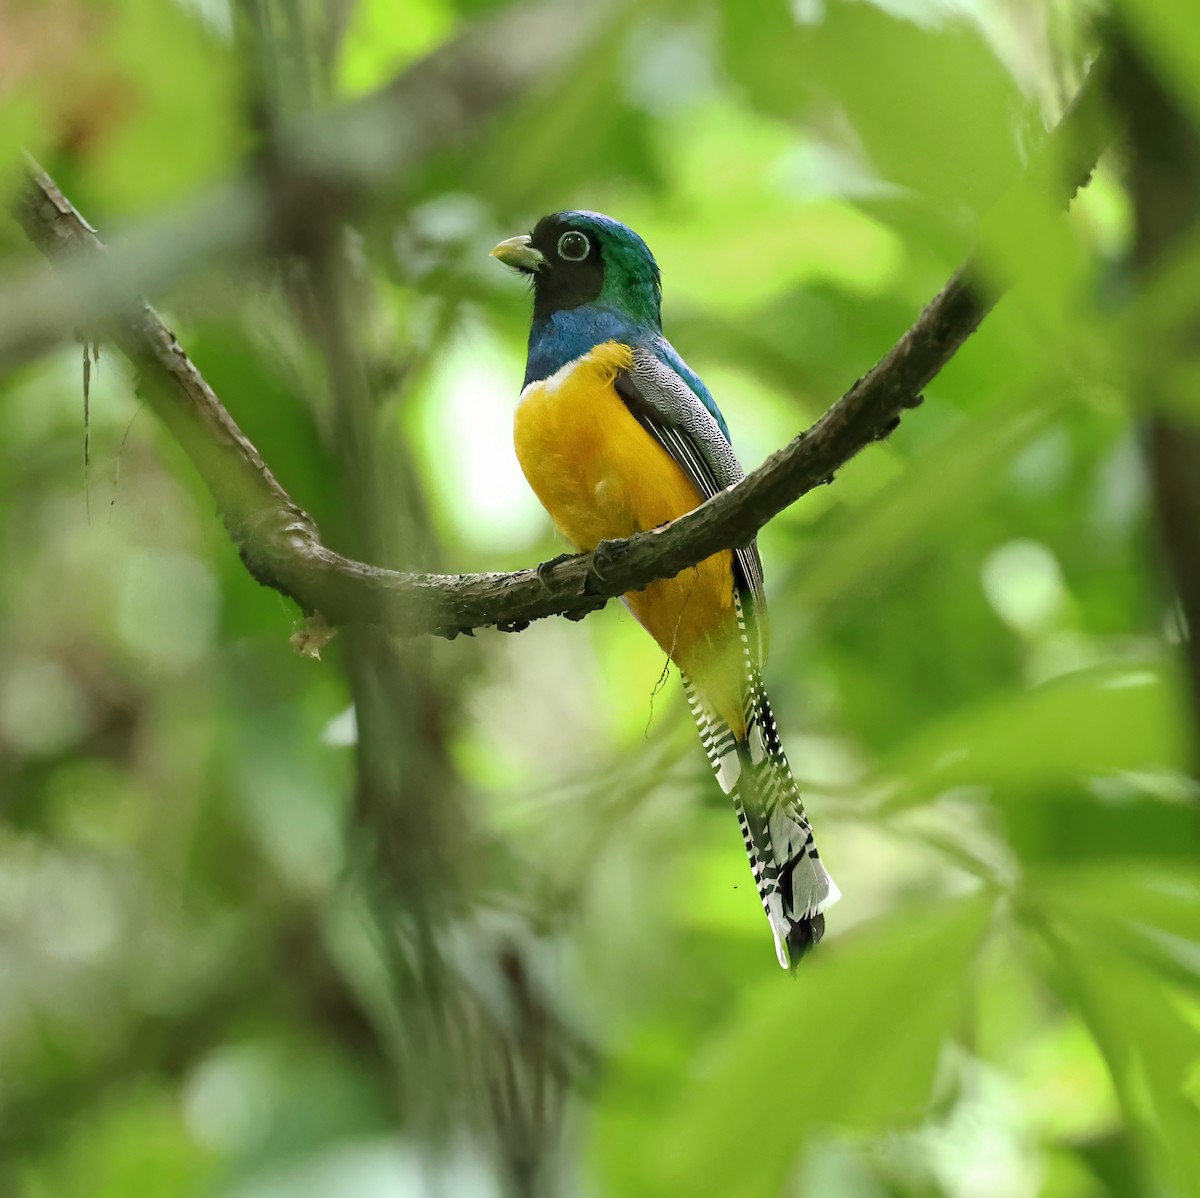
[492,211,839,968]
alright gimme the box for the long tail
[683,669,840,970]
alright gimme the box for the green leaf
[717,1,1030,212]
[1027,862,1200,986]
[596,897,991,1198]
[881,663,1189,810]
[1029,919,1200,1198]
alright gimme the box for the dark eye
[557,230,590,262]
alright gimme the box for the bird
[491,211,839,969]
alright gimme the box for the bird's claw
[536,551,576,589]
[585,539,623,593]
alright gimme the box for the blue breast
[523,304,734,448]
[524,306,649,389]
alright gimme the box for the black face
[528,214,605,320]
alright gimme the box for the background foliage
[1,1,1198,1196]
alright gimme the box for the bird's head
[491,210,662,330]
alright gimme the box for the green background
[0,1,1197,1195]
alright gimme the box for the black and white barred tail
[682,590,839,968]
[684,671,840,968]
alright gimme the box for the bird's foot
[585,538,624,593]
[536,551,577,589]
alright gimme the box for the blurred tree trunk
[1115,31,1200,777]
[237,7,575,1193]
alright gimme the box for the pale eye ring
[557,230,590,261]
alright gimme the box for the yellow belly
[514,341,744,733]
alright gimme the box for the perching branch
[14,59,1110,640]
